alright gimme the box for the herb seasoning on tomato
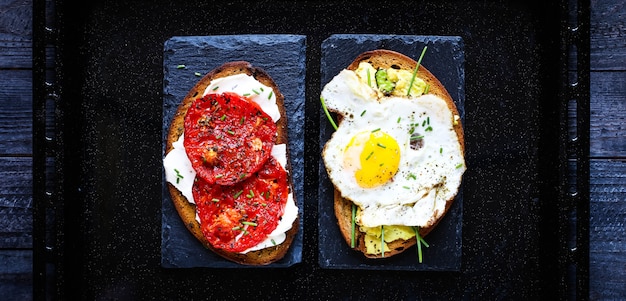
[184,92,277,185]
[193,156,289,252]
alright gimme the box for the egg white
[321,69,465,228]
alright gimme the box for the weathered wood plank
[0,70,33,155]
[590,71,626,158]
[0,250,32,301]
[589,159,626,299]
[0,0,33,69]
[0,0,55,69]
[0,157,33,249]
[591,0,626,71]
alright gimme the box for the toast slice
[329,49,465,259]
[165,61,298,265]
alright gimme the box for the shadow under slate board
[318,34,465,271]
[161,35,306,268]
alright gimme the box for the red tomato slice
[193,156,289,253]
[184,92,277,185]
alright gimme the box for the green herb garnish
[407,46,428,96]
[381,225,385,258]
[371,128,381,133]
[176,64,186,69]
[321,97,338,130]
[194,72,202,77]
[233,190,243,198]
[376,143,386,149]
[351,204,356,248]
[365,151,374,160]
[268,91,273,99]
[414,226,429,263]
[242,221,257,227]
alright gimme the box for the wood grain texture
[0,250,32,301]
[0,70,34,155]
[589,159,626,299]
[0,157,33,249]
[590,71,626,158]
[591,0,626,71]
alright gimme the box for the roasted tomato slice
[184,92,277,185]
[194,157,289,253]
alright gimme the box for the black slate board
[318,34,465,270]
[161,35,306,268]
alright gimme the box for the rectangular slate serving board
[161,35,306,268]
[318,34,465,271]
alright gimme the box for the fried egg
[321,69,465,228]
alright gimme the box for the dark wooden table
[1,0,624,299]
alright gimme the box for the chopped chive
[381,225,385,258]
[407,46,428,96]
[240,116,245,124]
[176,177,180,184]
[233,190,243,198]
[424,84,430,94]
[361,110,367,116]
[215,174,223,179]
[246,190,254,198]
[422,120,427,127]
[212,198,219,202]
[252,89,260,95]
[351,204,356,248]
[320,97,338,130]
[376,143,386,149]
[440,147,443,154]
[427,116,430,125]
[227,130,235,135]
[212,86,219,91]
[271,238,276,245]
[268,91,273,99]
[242,221,257,227]
[176,64,186,69]
[259,87,264,92]
[220,114,226,121]
[232,226,241,231]
[365,151,374,160]
[367,69,371,86]
[410,135,424,141]
[371,128,381,132]
[456,163,464,169]
[239,173,247,179]
[243,93,251,96]
[425,126,433,132]
[403,186,411,189]
[408,173,417,180]
[414,227,423,263]
[194,72,201,77]
[397,117,401,123]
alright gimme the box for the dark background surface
[56,1,562,299]
[1,0,625,300]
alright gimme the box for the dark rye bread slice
[332,49,465,258]
[165,61,298,265]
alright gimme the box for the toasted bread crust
[333,49,464,258]
[165,61,298,265]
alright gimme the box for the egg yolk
[343,130,401,188]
